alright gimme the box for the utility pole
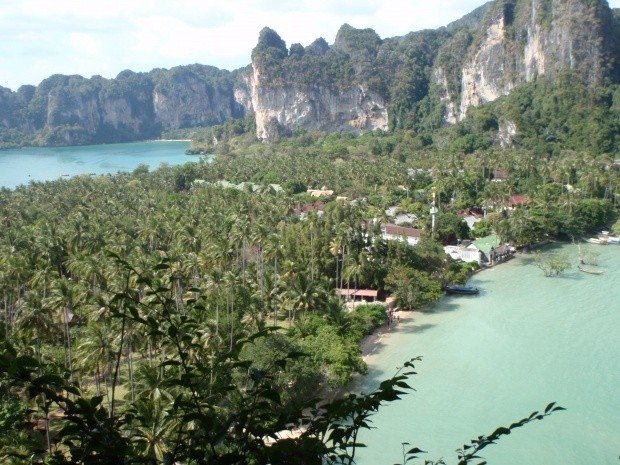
[430,186,438,233]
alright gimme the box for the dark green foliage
[0,285,421,465]
[433,28,474,107]
[0,382,30,455]
[533,251,571,277]
[486,76,620,154]
[385,29,451,132]
[240,333,322,405]
[384,266,442,310]
[353,304,388,331]
[432,213,471,244]
[569,198,618,236]
[471,219,492,238]
[0,103,587,463]
[2,331,563,464]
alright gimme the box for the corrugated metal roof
[472,234,500,254]
[338,289,378,297]
[381,223,422,238]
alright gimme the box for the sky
[1,0,619,92]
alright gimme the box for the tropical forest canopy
[0,89,618,461]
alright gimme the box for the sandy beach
[266,309,412,443]
[359,309,410,360]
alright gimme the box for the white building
[444,244,483,265]
[380,223,423,247]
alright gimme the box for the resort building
[380,223,423,247]
[445,235,515,266]
[338,288,379,302]
[307,187,334,198]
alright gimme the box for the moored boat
[445,285,479,295]
[578,266,604,275]
[586,237,608,245]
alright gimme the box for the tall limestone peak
[332,24,382,56]
[305,38,329,56]
[247,24,389,141]
[436,0,618,122]
[252,27,288,60]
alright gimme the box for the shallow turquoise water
[355,243,619,465]
[0,141,199,189]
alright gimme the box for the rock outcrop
[445,0,617,120]
[0,67,248,146]
[245,26,389,141]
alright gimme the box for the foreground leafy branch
[453,402,566,465]
[0,331,565,465]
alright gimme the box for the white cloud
[0,0,619,91]
[68,32,100,56]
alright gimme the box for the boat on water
[586,237,608,245]
[445,285,479,295]
[590,231,620,244]
[578,266,604,275]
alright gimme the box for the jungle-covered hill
[1,0,619,148]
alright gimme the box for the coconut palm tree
[283,271,327,324]
[46,276,80,385]
[75,322,116,408]
[264,233,284,327]
[133,398,176,463]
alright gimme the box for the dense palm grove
[1,78,619,463]
[0,161,465,464]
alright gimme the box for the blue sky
[1,0,619,91]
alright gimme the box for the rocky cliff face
[248,65,388,141]
[246,26,389,141]
[440,0,617,120]
[246,0,618,140]
[0,66,248,146]
[0,0,617,146]
[152,66,247,129]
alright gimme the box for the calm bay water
[0,141,198,189]
[355,243,619,465]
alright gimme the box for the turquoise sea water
[0,141,198,189]
[354,243,619,465]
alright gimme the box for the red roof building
[509,195,528,207]
[338,289,379,301]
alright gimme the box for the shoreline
[271,240,602,446]
[269,260,510,441]
[359,309,409,360]
[356,239,561,365]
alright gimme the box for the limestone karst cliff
[247,26,390,141]
[438,0,618,122]
[0,0,618,147]
[0,66,248,146]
